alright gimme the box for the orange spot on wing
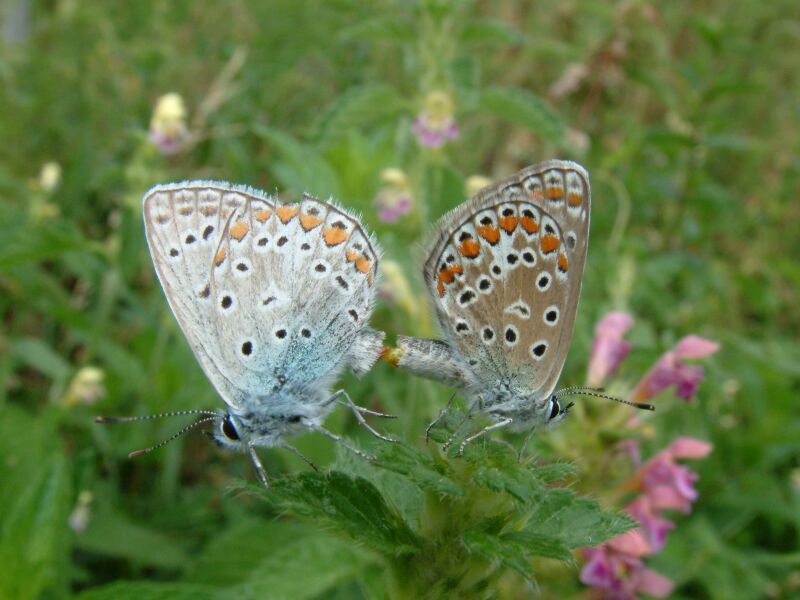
[229,221,249,241]
[254,209,272,223]
[499,215,518,234]
[558,251,570,272]
[299,213,323,231]
[355,256,373,273]
[547,187,564,200]
[214,248,226,266]
[323,227,349,246]
[436,264,463,296]
[477,225,501,245]
[520,216,539,234]
[459,238,480,258]
[568,192,583,207]
[346,251,359,262]
[541,234,560,254]
[276,206,300,223]
[532,188,545,201]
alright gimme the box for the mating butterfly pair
[99,160,627,487]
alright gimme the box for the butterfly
[386,160,604,454]
[97,182,394,486]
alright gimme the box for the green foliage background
[1,1,799,598]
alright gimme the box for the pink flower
[377,194,412,222]
[630,335,719,402]
[412,117,459,148]
[581,438,710,597]
[412,91,460,148]
[581,543,673,599]
[635,437,712,513]
[373,168,414,223]
[617,438,642,466]
[627,496,675,553]
[587,312,634,386]
[607,528,652,557]
[668,436,714,459]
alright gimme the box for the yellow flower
[466,175,492,197]
[380,168,410,189]
[413,91,459,148]
[63,366,105,406]
[39,162,62,193]
[375,168,413,223]
[149,93,191,155]
[68,490,94,533]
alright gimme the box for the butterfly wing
[144,183,382,411]
[144,182,261,409]
[423,160,590,398]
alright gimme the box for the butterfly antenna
[554,385,605,396]
[94,409,218,423]
[125,417,218,459]
[556,388,655,411]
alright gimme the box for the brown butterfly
[386,160,651,453]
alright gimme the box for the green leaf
[8,336,72,380]
[75,502,190,570]
[462,530,537,580]
[501,529,573,562]
[311,84,408,149]
[77,582,216,600]
[0,406,71,600]
[532,462,577,482]
[472,465,545,504]
[263,471,421,557]
[528,492,636,550]
[421,163,466,219]
[0,205,91,269]
[0,452,71,600]
[479,88,566,142]
[337,17,415,44]
[253,126,341,198]
[374,442,464,497]
[184,516,377,598]
[220,523,376,600]
[459,20,524,46]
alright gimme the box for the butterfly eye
[221,416,240,441]
[548,398,561,421]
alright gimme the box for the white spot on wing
[505,299,531,320]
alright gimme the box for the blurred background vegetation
[1,1,799,598]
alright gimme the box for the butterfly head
[544,394,573,426]
[206,408,318,451]
[207,413,247,451]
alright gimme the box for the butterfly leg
[425,390,457,443]
[329,389,398,442]
[310,424,376,462]
[247,444,270,488]
[334,400,395,419]
[280,442,320,472]
[457,418,514,457]
[442,411,473,452]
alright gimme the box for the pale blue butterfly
[97,182,394,486]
